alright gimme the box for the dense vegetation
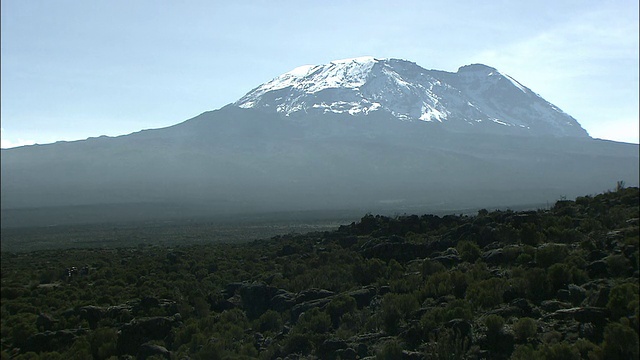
[1,187,638,359]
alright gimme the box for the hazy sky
[1,0,638,148]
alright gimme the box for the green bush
[296,308,331,334]
[326,294,357,328]
[285,333,314,355]
[256,310,283,334]
[602,321,639,359]
[513,317,537,342]
[376,340,403,360]
[457,241,481,263]
[88,327,118,360]
[380,293,419,334]
[484,314,504,337]
[607,282,639,320]
[466,278,505,309]
[540,341,581,360]
[535,244,568,268]
[547,263,572,292]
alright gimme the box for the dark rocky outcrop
[137,343,171,360]
[117,315,181,355]
[18,329,88,353]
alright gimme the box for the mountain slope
[1,58,637,227]
[235,57,588,137]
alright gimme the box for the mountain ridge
[1,58,637,227]
[234,57,588,138]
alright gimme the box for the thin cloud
[1,128,36,149]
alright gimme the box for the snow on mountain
[234,57,589,137]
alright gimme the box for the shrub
[285,333,313,355]
[296,308,331,334]
[88,327,118,360]
[256,310,283,334]
[607,282,639,320]
[602,321,639,360]
[466,278,505,309]
[422,259,446,277]
[540,342,581,360]
[457,241,481,263]
[513,317,537,342]
[484,315,504,337]
[376,340,403,360]
[326,294,357,328]
[547,263,572,292]
[379,293,419,334]
[510,344,543,360]
[535,244,568,268]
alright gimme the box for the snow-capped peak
[233,57,589,137]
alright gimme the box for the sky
[1,0,638,148]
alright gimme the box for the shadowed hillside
[1,187,638,359]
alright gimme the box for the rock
[239,282,279,319]
[482,249,505,265]
[36,313,58,331]
[269,289,295,310]
[137,343,171,360]
[445,319,473,340]
[20,329,87,353]
[557,289,572,303]
[489,305,523,318]
[346,286,377,309]
[549,307,609,325]
[79,305,106,329]
[117,316,179,355]
[295,288,335,303]
[593,287,611,308]
[336,347,358,359]
[587,260,609,278]
[318,338,348,359]
[503,287,525,303]
[140,296,160,309]
[431,254,461,268]
[567,284,587,306]
[510,298,532,316]
[360,240,433,262]
[106,304,134,323]
[540,300,572,312]
[588,250,607,262]
[223,282,243,299]
[291,298,333,321]
[402,350,425,360]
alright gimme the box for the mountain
[235,57,588,137]
[1,58,637,228]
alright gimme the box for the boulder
[117,316,179,355]
[540,300,572,312]
[567,284,587,306]
[587,260,609,278]
[482,249,505,265]
[431,254,461,268]
[291,298,332,321]
[336,347,358,359]
[239,282,279,319]
[137,343,171,360]
[549,307,610,325]
[318,338,348,360]
[79,305,106,329]
[295,288,335,303]
[36,313,58,331]
[346,286,377,308]
[20,329,87,353]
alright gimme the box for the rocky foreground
[1,188,638,359]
